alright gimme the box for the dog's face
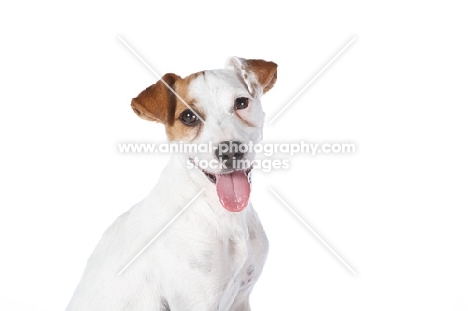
[131,57,277,212]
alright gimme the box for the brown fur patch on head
[131,72,205,142]
[166,71,206,141]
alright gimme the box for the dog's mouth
[190,158,252,213]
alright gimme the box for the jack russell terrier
[66,57,277,310]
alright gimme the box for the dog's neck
[142,155,251,224]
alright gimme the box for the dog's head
[131,57,277,212]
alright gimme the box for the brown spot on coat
[166,72,205,141]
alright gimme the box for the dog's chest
[184,223,266,277]
[215,236,267,310]
[175,209,268,308]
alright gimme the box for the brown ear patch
[245,59,277,95]
[131,73,180,124]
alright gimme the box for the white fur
[66,57,270,311]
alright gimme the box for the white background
[1,1,467,310]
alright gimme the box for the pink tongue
[215,171,251,212]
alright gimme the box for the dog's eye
[179,109,200,126]
[234,97,249,110]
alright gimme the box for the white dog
[66,57,277,310]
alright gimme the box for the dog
[66,57,277,310]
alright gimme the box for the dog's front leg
[168,301,220,311]
[228,290,251,311]
[162,290,223,311]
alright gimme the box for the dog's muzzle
[190,141,253,213]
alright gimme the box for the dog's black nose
[215,141,245,170]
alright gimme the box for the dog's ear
[131,73,180,125]
[226,57,277,97]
